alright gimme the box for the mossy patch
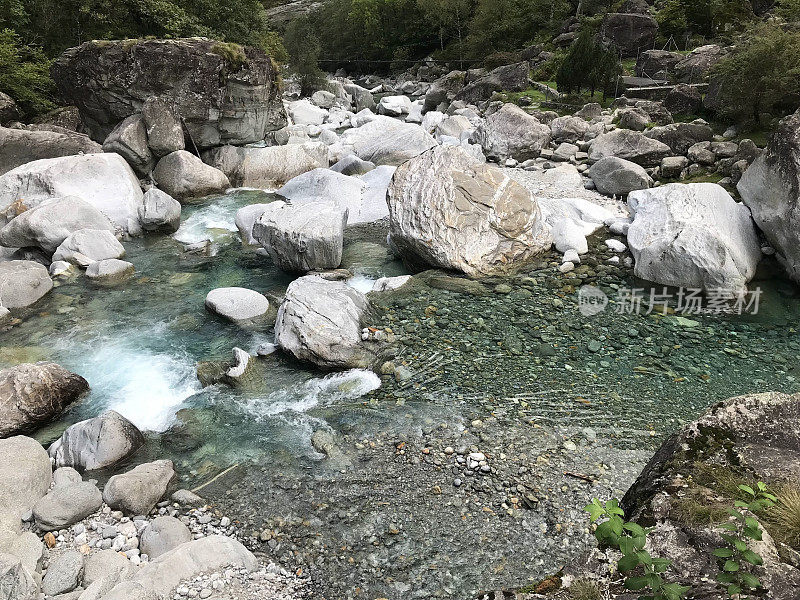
[211,42,247,71]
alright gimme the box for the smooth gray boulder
[589,129,671,166]
[287,99,327,126]
[0,436,51,522]
[103,459,177,515]
[0,362,88,438]
[152,151,230,201]
[102,114,154,176]
[235,203,273,245]
[85,259,134,283]
[423,70,465,111]
[140,516,192,559]
[203,142,328,188]
[454,62,529,103]
[141,98,184,157]
[0,552,38,600]
[474,103,551,162]
[330,155,375,176]
[0,196,115,253]
[588,156,653,196]
[32,469,102,531]
[387,145,552,277]
[52,229,125,267]
[0,260,53,309]
[205,287,270,323]
[627,183,761,291]
[275,275,374,369]
[601,13,658,56]
[377,95,412,116]
[645,121,713,155]
[42,550,83,596]
[549,116,590,143]
[101,581,159,600]
[130,535,256,597]
[48,410,145,471]
[339,116,437,166]
[138,189,181,233]
[0,126,101,176]
[82,550,134,588]
[738,109,800,282]
[343,83,375,112]
[253,202,347,272]
[0,153,144,235]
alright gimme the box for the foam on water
[347,274,377,294]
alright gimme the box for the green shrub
[211,41,247,70]
[283,16,325,96]
[0,28,54,118]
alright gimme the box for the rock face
[454,63,530,103]
[49,410,145,471]
[601,13,658,57]
[52,38,286,149]
[627,183,761,291]
[0,153,144,235]
[103,459,177,515]
[0,436,52,522]
[275,275,374,369]
[339,116,437,166]
[475,103,551,162]
[52,229,125,267]
[738,109,800,282]
[674,44,727,82]
[203,142,328,188]
[0,261,53,309]
[32,468,102,531]
[588,156,652,196]
[0,362,88,438]
[0,552,38,600]
[253,202,347,272]
[387,145,551,277]
[141,97,184,157]
[635,49,682,78]
[589,129,671,166]
[153,151,230,201]
[204,287,270,323]
[102,114,154,176]
[0,126,102,176]
[619,391,800,600]
[0,196,116,254]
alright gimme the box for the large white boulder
[589,129,671,167]
[203,143,328,189]
[152,151,229,201]
[204,287,270,323]
[0,153,144,235]
[0,436,52,523]
[138,189,181,233]
[474,103,551,162]
[627,183,761,291]
[102,114,154,176]
[0,260,53,308]
[339,116,437,166]
[377,95,412,116]
[387,145,552,277]
[287,99,327,126]
[275,275,375,369]
[738,109,800,282]
[253,202,347,272]
[52,229,125,267]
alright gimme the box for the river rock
[588,156,652,196]
[153,151,230,201]
[738,109,800,282]
[42,550,83,596]
[49,410,145,471]
[343,83,375,112]
[205,287,270,323]
[601,13,658,56]
[0,126,101,176]
[454,62,529,103]
[435,115,473,140]
[645,121,713,155]
[138,189,181,233]
[339,116,437,166]
[32,467,102,531]
[589,129,671,166]
[52,38,286,148]
[203,142,328,188]
[0,362,88,438]
[103,459,177,515]
[52,229,125,267]
[0,153,144,234]
[635,49,682,78]
[253,202,347,272]
[474,103,551,162]
[424,70,465,111]
[0,196,116,254]
[377,95,412,117]
[141,97,185,157]
[83,549,134,588]
[235,203,273,245]
[287,99,327,126]
[0,436,52,522]
[549,116,590,144]
[275,275,374,369]
[0,92,19,124]
[102,114,154,176]
[627,183,761,291]
[85,258,134,283]
[0,552,38,600]
[387,145,551,276]
[0,261,53,309]
[130,535,257,597]
[140,516,192,559]
[330,155,375,176]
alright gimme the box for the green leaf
[727,508,746,521]
[618,553,640,572]
[713,548,734,558]
[619,537,635,555]
[742,549,763,566]
[740,572,761,589]
[723,560,740,572]
[716,572,735,584]
[734,539,748,552]
[624,575,649,591]
[744,516,760,530]
[632,534,646,550]
[739,484,756,496]
[663,583,690,600]
[584,503,604,522]
[720,523,738,532]
[624,522,645,537]
[744,526,763,541]
[610,517,624,536]
[636,550,653,566]
[757,481,767,491]
[727,584,742,596]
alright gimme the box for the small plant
[585,498,690,600]
[766,484,800,548]
[570,577,602,600]
[713,482,777,598]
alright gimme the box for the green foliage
[0,28,54,117]
[555,29,621,99]
[776,0,800,21]
[210,41,246,71]
[585,498,690,600]
[655,0,753,42]
[765,484,800,549]
[709,23,800,123]
[569,578,602,600]
[283,16,325,96]
[713,482,776,599]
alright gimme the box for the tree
[0,28,54,116]
[709,23,800,124]
[283,16,325,95]
[416,0,474,64]
[556,29,620,98]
